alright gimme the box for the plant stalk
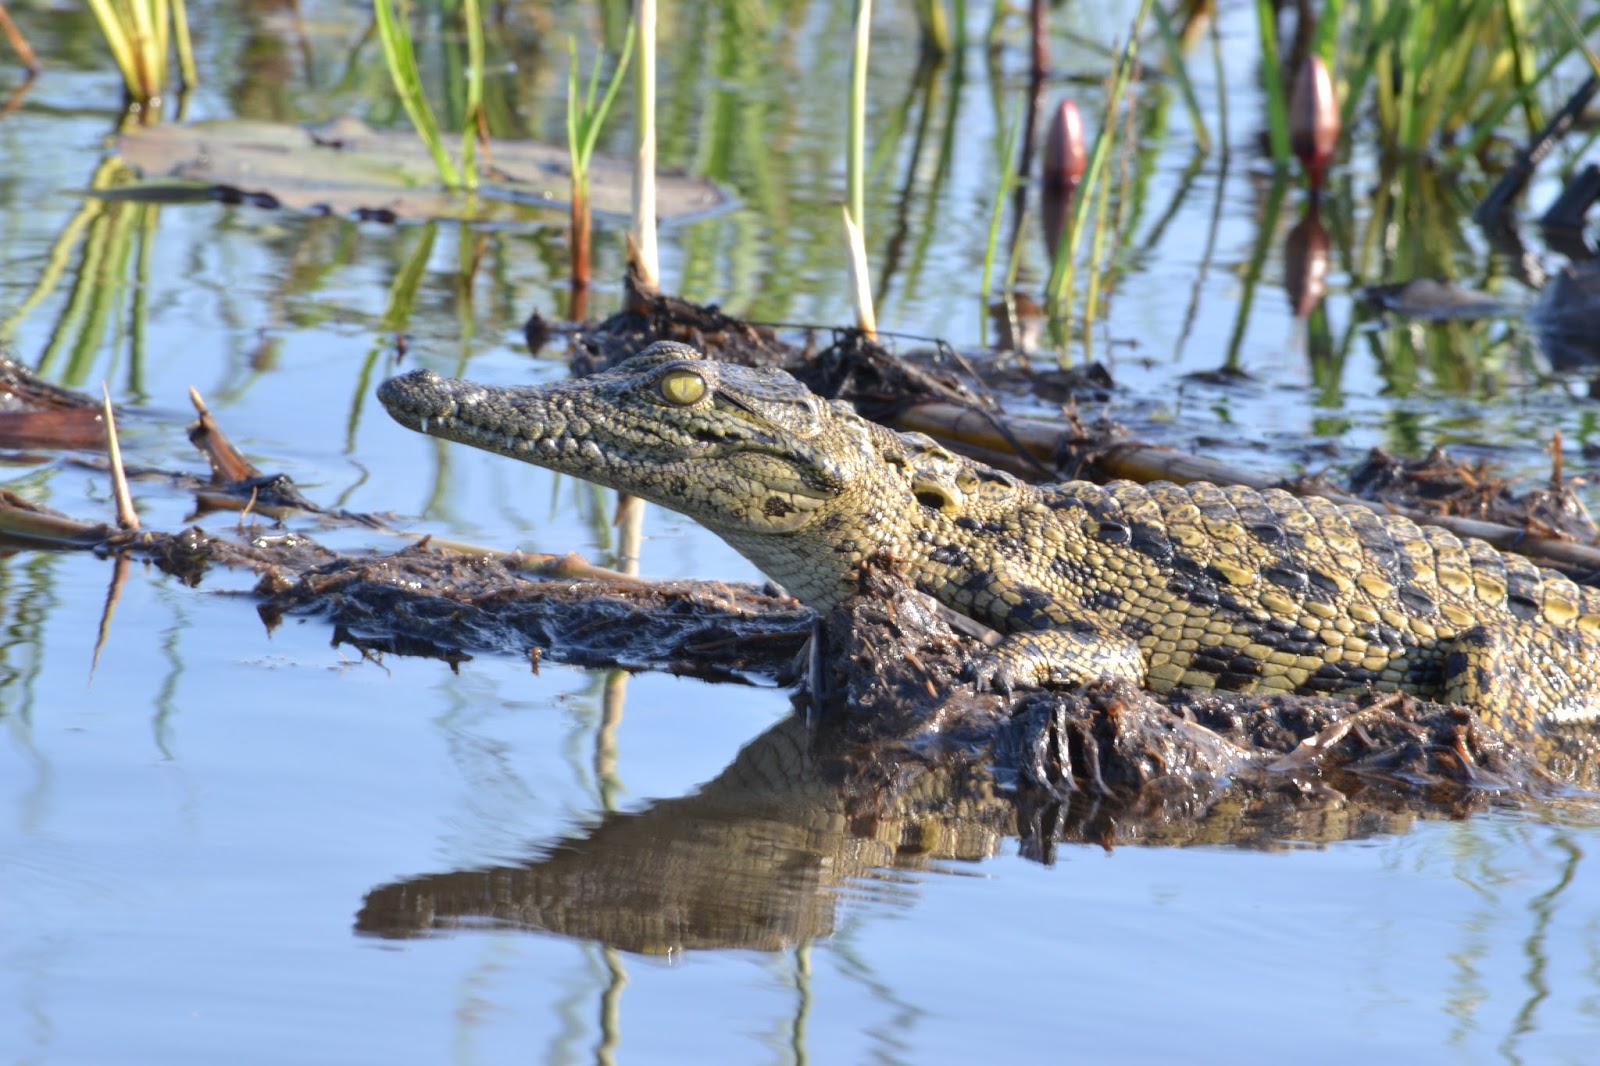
[631,3,659,291]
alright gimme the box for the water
[1,0,1599,1061]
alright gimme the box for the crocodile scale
[379,341,1600,737]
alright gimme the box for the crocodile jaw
[377,348,908,606]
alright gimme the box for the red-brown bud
[1043,99,1086,194]
[1290,55,1339,189]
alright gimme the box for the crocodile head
[377,342,903,548]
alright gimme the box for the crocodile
[378,340,1600,737]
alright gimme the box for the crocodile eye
[658,369,707,406]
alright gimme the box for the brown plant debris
[573,267,992,420]
[255,541,812,683]
[0,350,107,449]
[185,386,382,526]
[115,118,728,226]
[0,488,111,547]
[1341,444,1598,544]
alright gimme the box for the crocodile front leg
[933,561,1149,695]
[968,621,1147,696]
[1441,622,1599,739]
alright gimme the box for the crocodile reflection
[355,707,1457,954]
[356,714,1015,953]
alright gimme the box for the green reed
[1307,0,1594,165]
[373,0,484,189]
[1252,0,1290,166]
[566,23,635,302]
[978,102,1024,345]
[85,0,197,108]
[1446,2,1600,168]
[1152,1,1209,155]
[911,0,965,57]
[1042,0,1153,334]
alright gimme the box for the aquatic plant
[373,0,485,189]
[844,0,875,336]
[910,0,966,58]
[1290,55,1339,190]
[1260,0,1596,171]
[1358,0,1533,158]
[0,4,38,77]
[1042,0,1153,343]
[565,22,635,307]
[629,0,660,292]
[1039,98,1086,268]
[1151,1,1209,154]
[620,0,659,577]
[1252,0,1292,166]
[85,0,197,110]
[978,102,1024,345]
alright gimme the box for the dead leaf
[112,117,730,226]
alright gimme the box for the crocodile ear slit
[912,481,956,511]
[713,388,756,414]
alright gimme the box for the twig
[188,385,262,483]
[400,535,648,583]
[102,383,139,531]
[0,3,39,74]
[0,489,110,546]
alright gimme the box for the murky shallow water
[2,0,1600,1062]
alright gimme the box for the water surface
[1,1,1599,1062]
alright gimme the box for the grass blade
[374,0,461,187]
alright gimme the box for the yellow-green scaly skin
[378,342,1600,736]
